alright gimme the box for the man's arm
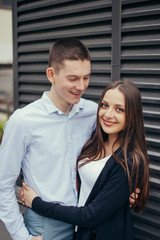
[0,112,32,240]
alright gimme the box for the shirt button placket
[67,119,77,202]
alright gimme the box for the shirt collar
[42,91,84,115]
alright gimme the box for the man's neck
[47,91,72,116]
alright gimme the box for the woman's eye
[117,108,124,112]
[101,103,108,108]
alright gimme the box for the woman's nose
[104,108,114,118]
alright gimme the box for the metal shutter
[12,0,112,108]
[12,1,160,239]
[121,1,160,239]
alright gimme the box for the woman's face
[99,88,126,140]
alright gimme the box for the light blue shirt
[0,92,97,240]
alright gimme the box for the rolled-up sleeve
[0,111,32,240]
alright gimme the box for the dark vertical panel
[111,0,121,81]
[121,0,160,239]
[12,0,19,110]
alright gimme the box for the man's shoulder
[9,98,43,125]
[15,97,42,115]
[80,98,98,112]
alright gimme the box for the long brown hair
[77,80,149,212]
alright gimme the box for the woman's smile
[103,119,116,127]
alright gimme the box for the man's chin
[71,95,82,103]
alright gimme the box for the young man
[0,38,98,240]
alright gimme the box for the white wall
[0,8,13,64]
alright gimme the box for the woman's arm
[23,162,131,229]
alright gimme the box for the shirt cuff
[11,222,33,240]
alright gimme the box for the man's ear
[46,67,55,83]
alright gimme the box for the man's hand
[20,183,39,208]
[32,236,42,240]
[129,188,140,207]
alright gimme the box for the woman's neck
[104,135,120,157]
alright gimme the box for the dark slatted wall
[121,1,160,239]
[12,0,112,108]
[12,1,160,239]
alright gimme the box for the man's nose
[76,79,85,91]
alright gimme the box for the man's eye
[69,78,77,81]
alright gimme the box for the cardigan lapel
[84,155,115,205]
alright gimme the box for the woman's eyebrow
[101,99,108,103]
[102,99,125,107]
[115,104,125,107]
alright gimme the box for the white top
[78,155,111,207]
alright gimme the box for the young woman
[22,80,149,240]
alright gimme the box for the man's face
[51,59,91,114]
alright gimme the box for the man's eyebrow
[66,73,91,77]
[66,75,78,77]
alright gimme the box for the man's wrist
[11,222,32,240]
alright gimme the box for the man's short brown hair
[48,38,90,73]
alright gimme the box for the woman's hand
[22,183,39,208]
[129,188,140,207]
[19,184,25,205]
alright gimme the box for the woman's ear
[46,67,55,83]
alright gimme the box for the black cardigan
[32,150,141,240]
